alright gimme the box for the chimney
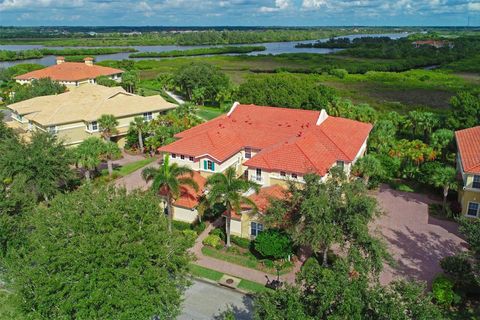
[83,57,94,66]
[56,56,65,65]
[316,109,329,126]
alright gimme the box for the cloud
[259,0,291,12]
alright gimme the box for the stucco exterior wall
[459,189,480,217]
[230,219,242,237]
[173,205,198,223]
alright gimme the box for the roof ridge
[292,137,320,171]
[317,122,351,160]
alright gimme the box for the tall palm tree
[130,116,147,153]
[141,154,198,232]
[98,114,119,142]
[75,137,104,181]
[102,141,122,176]
[205,167,260,247]
[431,166,457,215]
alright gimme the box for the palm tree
[98,114,119,142]
[102,141,122,176]
[353,154,384,186]
[130,116,147,153]
[141,154,198,232]
[205,167,260,247]
[431,166,457,215]
[75,137,105,181]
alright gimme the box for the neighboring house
[158,103,373,237]
[455,126,480,218]
[412,40,453,49]
[6,84,177,147]
[14,57,123,87]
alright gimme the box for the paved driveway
[374,185,467,286]
[179,280,253,320]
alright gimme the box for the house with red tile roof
[158,103,373,237]
[14,57,123,87]
[455,126,480,217]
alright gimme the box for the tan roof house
[14,57,124,87]
[6,84,177,147]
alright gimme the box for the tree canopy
[6,185,191,319]
[8,78,66,103]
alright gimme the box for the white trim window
[336,161,345,169]
[245,147,252,159]
[250,222,264,237]
[467,202,479,217]
[143,112,153,121]
[47,125,58,135]
[88,121,99,132]
[473,175,480,189]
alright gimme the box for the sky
[0,0,479,26]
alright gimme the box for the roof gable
[456,126,480,174]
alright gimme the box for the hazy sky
[0,0,479,26]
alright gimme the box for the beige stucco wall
[173,205,198,223]
[230,218,243,237]
[459,189,480,217]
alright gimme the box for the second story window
[473,175,480,189]
[204,160,215,171]
[245,148,252,159]
[89,121,98,132]
[180,155,185,160]
[336,161,345,169]
[171,153,177,159]
[143,112,153,121]
[47,126,58,134]
[280,171,286,177]
[189,156,194,162]
[291,173,298,179]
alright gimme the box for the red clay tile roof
[159,104,372,175]
[456,126,480,174]
[14,62,123,82]
[229,185,287,220]
[160,171,207,209]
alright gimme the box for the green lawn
[189,264,223,282]
[197,106,224,121]
[0,290,22,320]
[115,157,156,176]
[238,279,271,293]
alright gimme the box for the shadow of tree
[383,225,464,285]
[213,295,254,320]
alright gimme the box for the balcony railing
[250,175,263,183]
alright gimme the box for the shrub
[450,201,462,216]
[202,234,223,249]
[328,68,348,79]
[432,275,461,307]
[263,259,274,269]
[440,254,478,291]
[193,221,206,234]
[182,229,197,246]
[210,228,225,241]
[254,229,293,260]
[231,235,251,249]
[172,220,191,231]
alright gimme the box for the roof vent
[316,109,329,126]
[227,101,240,117]
[56,56,65,65]
[84,57,94,66]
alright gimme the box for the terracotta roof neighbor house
[159,103,372,177]
[166,171,207,209]
[456,126,480,174]
[230,184,287,220]
[14,57,123,87]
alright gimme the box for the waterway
[0,32,409,68]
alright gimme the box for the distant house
[6,84,177,147]
[14,57,123,87]
[412,40,453,49]
[455,126,480,218]
[158,103,373,237]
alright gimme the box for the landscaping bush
[182,229,197,246]
[432,275,461,307]
[192,221,206,234]
[231,235,251,249]
[254,229,293,260]
[440,254,479,292]
[202,234,223,250]
[172,220,191,231]
[210,227,225,241]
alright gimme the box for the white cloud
[259,0,291,13]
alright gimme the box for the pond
[0,32,409,68]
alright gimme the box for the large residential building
[159,103,373,238]
[6,84,177,147]
[14,57,123,87]
[455,126,480,218]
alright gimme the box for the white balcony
[250,175,264,184]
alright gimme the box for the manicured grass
[114,157,156,177]
[189,264,223,282]
[238,279,271,293]
[0,290,22,320]
[197,106,224,120]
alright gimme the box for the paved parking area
[374,185,467,286]
[179,280,253,320]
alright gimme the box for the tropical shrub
[172,220,191,231]
[192,221,206,234]
[203,234,222,249]
[231,235,251,249]
[432,275,461,306]
[328,68,348,79]
[210,228,225,241]
[254,229,293,260]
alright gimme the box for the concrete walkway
[189,220,302,285]
[115,158,159,192]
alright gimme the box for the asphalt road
[179,280,253,320]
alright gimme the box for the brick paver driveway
[374,185,467,286]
